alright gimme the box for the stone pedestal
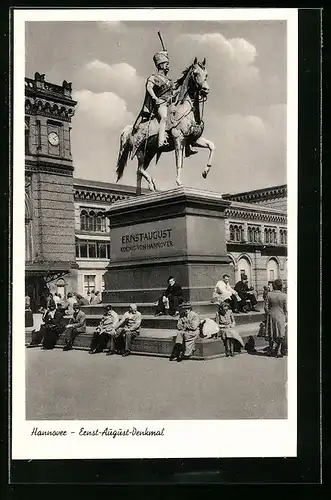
[103,187,233,305]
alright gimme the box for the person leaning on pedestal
[107,304,142,357]
[212,274,240,313]
[169,302,200,362]
[89,305,119,354]
[155,276,184,316]
[62,303,86,351]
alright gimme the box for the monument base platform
[25,305,267,360]
[25,329,268,360]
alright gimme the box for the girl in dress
[216,302,244,357]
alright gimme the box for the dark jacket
[164,282,183,299]
[234,281,252,299]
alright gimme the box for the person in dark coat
[234,275,259,313]
[42,305,66,349]
[155,276,184,316]
[266,278,287,357]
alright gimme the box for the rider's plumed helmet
[153,51,169,67]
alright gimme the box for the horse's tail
[155,151,162,165]
[116,125,133,182]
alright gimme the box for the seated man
[155,276,184,316]
[89,305,119,354]
[169,302,200,362]
[234,274,259,313]
[107,304,142,357]
[62,303,86,351]
[212,274,240,313]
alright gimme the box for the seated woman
[89,305,119,354]
[155,276,184,316]
[216,302,244,357]
[42,304,66,350]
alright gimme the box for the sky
[25,19,287,194]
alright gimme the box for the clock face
[48,131,59,146]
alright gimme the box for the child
[216,302,244,357]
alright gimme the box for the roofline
[223,184,287,201]
[73,178,149,195]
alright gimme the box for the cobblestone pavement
[26,347,287,420]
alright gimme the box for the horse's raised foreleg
[191,136,215,179]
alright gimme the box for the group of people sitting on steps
[26,273,287,360]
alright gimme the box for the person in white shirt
[53,293,61,307]
[213,274,240,313]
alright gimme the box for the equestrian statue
[116,32,215,194]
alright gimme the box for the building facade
[49,181,287,300]
[25,72,77,309]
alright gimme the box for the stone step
[84,311,264,329]
[29,310,265,330]
[25,322,265,360]
[81,301,265,318]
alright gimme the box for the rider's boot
[158,121,169,148]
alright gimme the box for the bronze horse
[116,58,215,194]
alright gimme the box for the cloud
[176,32,261,90]
[73,89,134,129]
[77,60,144,102]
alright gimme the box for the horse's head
[191,57,209,97]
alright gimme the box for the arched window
[87,211,96,231]
[229,225,235,241]
[234,225,243,242]
[96,212,105,232]
[80,210,88,230]
[280,229,287,245]
[248,227,252,243]
[236,256,252,283]
[267,258,280,283]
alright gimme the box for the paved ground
[26,348,287,420]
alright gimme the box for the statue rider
[133,49,197,157]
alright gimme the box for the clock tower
[25,72,78,309]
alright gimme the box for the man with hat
[89,304,119,354]
[108,303,142,357]
[134,49,197,156]
[169,302,200,362]
[62,302,86,351]
[234,274,259,313]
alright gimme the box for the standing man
[169,302,200,362]
[155,276,184,316]
[110,304,142,357]
[234,274,259,313]
[213,274,240,313]
[63,303,86,351]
